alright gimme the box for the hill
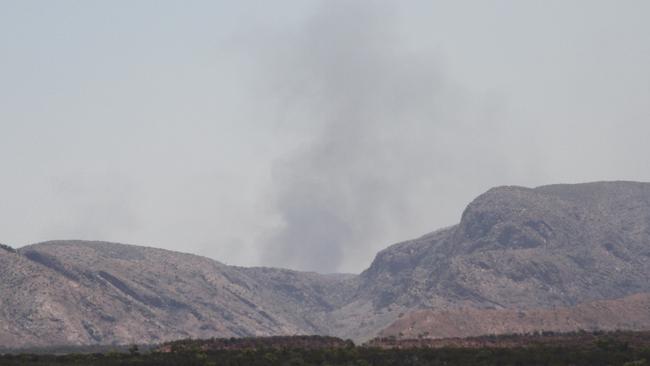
[0,241,355,347]
[360,181,650,339]
[2,181,650,346]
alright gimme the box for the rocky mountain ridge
[0,241,357,347]
[2,181,650,347]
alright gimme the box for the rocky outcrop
[354,181,650,339]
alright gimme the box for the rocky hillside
[336,181,650,340]
[0,241,356,348]
[2,181,650,347]
[379,292,650,339]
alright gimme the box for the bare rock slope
[2,181,650,347]
[379,292,650,339]
[362,181,650,339]
[0,241,355,347]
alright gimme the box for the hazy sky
[1,1,649,273]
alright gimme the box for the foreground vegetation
[2,332,650,365]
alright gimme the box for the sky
[1,0,649,273]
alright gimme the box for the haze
[1,0,649,273]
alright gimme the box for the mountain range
[2,181,650,348]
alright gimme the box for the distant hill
[0,241,356,347]
[2,181,650,347]
[354,181,650,339]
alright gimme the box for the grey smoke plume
[261,1,531,273]
[2,1,650,272]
